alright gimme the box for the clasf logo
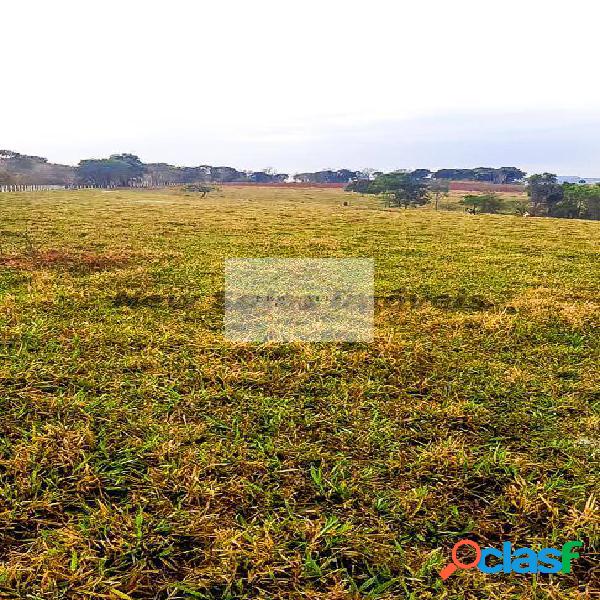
[440,540,583,579]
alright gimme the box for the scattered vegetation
[346,170,600,221]
[0,186,597,598]
[182,184,213,197]
[527,174,600,219]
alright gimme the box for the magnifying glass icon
[440,540,482,580]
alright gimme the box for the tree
[527,173,563,216]
[183,184,212,197]
[347,170,438,207]
[461,193,503,214]
[109,154,146,180]
[428,179,449,210]
[371,172,430,208]
[513,197,531,216]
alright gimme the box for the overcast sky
[3,0,600,175]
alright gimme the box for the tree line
[1,149,528,187]
[0,151,291,187]
[76,155,290,187]
[73,162,529,186]
[295,167,526,184]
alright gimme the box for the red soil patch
[0,250,132,273]
[220,182,346,189]
[220,181,526,192]
[448,181,525,193]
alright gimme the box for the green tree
[371,172,430,208]
[346,171,431,207]
[527,173,563,216]
[183,184,212,197]
[461,193,503,214]
[513,197,531,216]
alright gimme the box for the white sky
[3,0,600,175]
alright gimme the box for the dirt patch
[220,182,347,189]
[448,180,525,193]
[0,250,132,273]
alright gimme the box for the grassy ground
[0,186,598,599]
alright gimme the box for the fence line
[0,184,68,193]
[0,182,183,193]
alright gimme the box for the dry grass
[0,186,598,599]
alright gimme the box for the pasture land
[0,186,598,598]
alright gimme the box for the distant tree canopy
[0,149,48,164]
[433,167,526,183]
[345,166,526,188]
[410,168,432,180]
[0,149,530,190]
[74,158,291,187]
[0,149,75,185]
[461,193,504,214]
[77,154,146,187]
[294,169,362,184]
[247,171,288,184]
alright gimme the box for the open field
[0,186,598,599]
